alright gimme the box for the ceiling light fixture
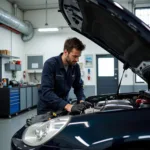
[38,28,59,32]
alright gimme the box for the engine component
[96,99,131,107]
[101,104,133,111]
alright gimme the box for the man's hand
[71,103,86,114]
[64,102,91,115]
[80,100,84,103]
[80,101,92,109]
[64,104,73,112]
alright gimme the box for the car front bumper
[11,137,78,150]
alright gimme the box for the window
[135,8,150,26]
[98,58,114,77]
[135,74,145,83]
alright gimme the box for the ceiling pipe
[0,7,34,42]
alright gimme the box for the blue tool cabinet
[0,88,20,117]
[10,88,20,115]
[0,86,39,118]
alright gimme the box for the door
[96,55,118,94]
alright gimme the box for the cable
[34,71,39,83]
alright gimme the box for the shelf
[0,54,19,59]
[5,63,21,71]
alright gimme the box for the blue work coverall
[37,53,85,114]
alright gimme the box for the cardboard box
[6,50,11,56]
[0,50,11,55]
[0,50,7,55]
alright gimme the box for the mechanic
[37,37,91,115]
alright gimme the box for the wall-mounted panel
[27,55,43,70]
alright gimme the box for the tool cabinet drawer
[10,96,19,101]
[10,91,19,97]
[10,103,20,114]
[10,99,19,105]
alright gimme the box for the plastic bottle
[3,78,6,87]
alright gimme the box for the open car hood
[59,0,150,83]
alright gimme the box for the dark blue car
[11,0,150,149]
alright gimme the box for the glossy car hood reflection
[59,0,150,82]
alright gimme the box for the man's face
[64,48,81,65]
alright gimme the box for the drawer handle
[10,91,19,93]
[11,99,19,102]
[10,96,19,98]
[10,98,19,100]
[10,102,19,106]
[10,93,19,95]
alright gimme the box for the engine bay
[84,99,133,114]
[85,90,150,113]
[26,90,150,127]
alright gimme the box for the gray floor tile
[0,109,37,150]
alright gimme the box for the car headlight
[22,116,70,146]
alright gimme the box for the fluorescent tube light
[38,28,59,32]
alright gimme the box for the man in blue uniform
[37,37,91,115]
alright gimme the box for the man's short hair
[64,37,85,53]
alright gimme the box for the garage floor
[0,109,37,150]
